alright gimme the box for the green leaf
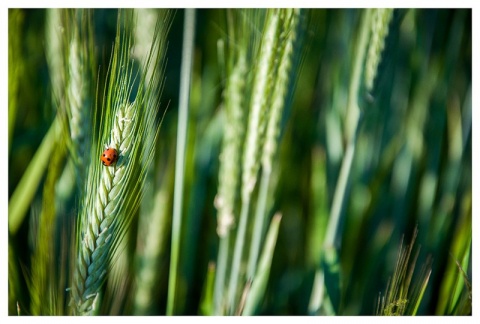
[9,116,60,234]
[199,262,216,315]
[322,246,341,315]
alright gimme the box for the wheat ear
[45,8,64,99]
[70,10,160,308]
[241,9,281,202]
[213,48,247,314]
[215,50,247,238]
[365,9,393,92]
[247,8,300,279]
[66,15,92,179]
[70,102,138,314]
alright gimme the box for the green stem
[227,197,251,314]
[242,213,282,315]
[308,269,325,314]
[167,8,196,316]
[213,234,229,314]
[246,168,271,279]
[323,140,356,248]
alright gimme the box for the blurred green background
[8,9,471,315]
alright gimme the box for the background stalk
[247,9,299,279]
[167,8,196,316]
[226,9,282,313]
[324,9,372,249]
[309,9,372,315]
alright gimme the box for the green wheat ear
[70,10,167,315]
[65,10,95,179]
[365,8,393,92]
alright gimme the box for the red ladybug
[101,148,118,166]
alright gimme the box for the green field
[8,9,471,315]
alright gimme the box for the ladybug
[101,148,118,166]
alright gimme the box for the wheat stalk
[227,9,283,313]
[213,47,247,314]
[212,10,258,314]
[308,9,373,315]
[70,10,163,314]
[241,10,281,202]
[247,9,300,279]
[325,8,373,249]
[166,8,196,315]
